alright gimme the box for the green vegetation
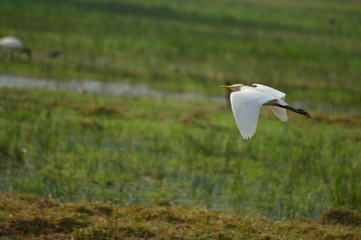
[1,0,361,112]
[0,87,360,219]
[0,0,361,236]
[1,193,361,239]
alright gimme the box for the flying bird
[220,83,311,140]
[0,36,32,61]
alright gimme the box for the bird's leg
[275,104,311,118]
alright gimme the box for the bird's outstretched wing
[252,84,287,122]
[252,84,286,99]
[230,88,277,139]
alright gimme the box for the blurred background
[0,0,360,219]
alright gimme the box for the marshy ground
[1,193,361,240]
[1,0,361,238]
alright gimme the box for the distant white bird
[0,36,32,61]
[220,83,311,140]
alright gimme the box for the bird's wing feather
[230,89,277,139]
[268,106,287,122]
[252,84,287,122]
[252,84,286,100]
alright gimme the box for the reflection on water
[0,74,225,103]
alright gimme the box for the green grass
[1,193,361,240]
[0,87,360,219]
[0,0,361,112]
[0,0,361,224]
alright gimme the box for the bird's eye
[252,84,257,87]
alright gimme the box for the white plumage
[0,36,31,61]
[251,84,287,122]
[220,83,310,140]
[0,37,23,49]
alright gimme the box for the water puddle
[0,74,225,103]
[2,75,356,114]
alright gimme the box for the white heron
[220,83,311,140]
[0,36,32,61]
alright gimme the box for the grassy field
[0,87,360,220]
[1,0,361,237]
[1,0,361,112]
[1,193,361,240]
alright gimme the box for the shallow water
[1,75,358,114]
[0,74,225,103]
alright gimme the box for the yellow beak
[220,85,232,88]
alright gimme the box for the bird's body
[47,51,63,58]
[0,36,31,61]
[220,83,311,140]
[0,37,23,49]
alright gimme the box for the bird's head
[220,84,244,91]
